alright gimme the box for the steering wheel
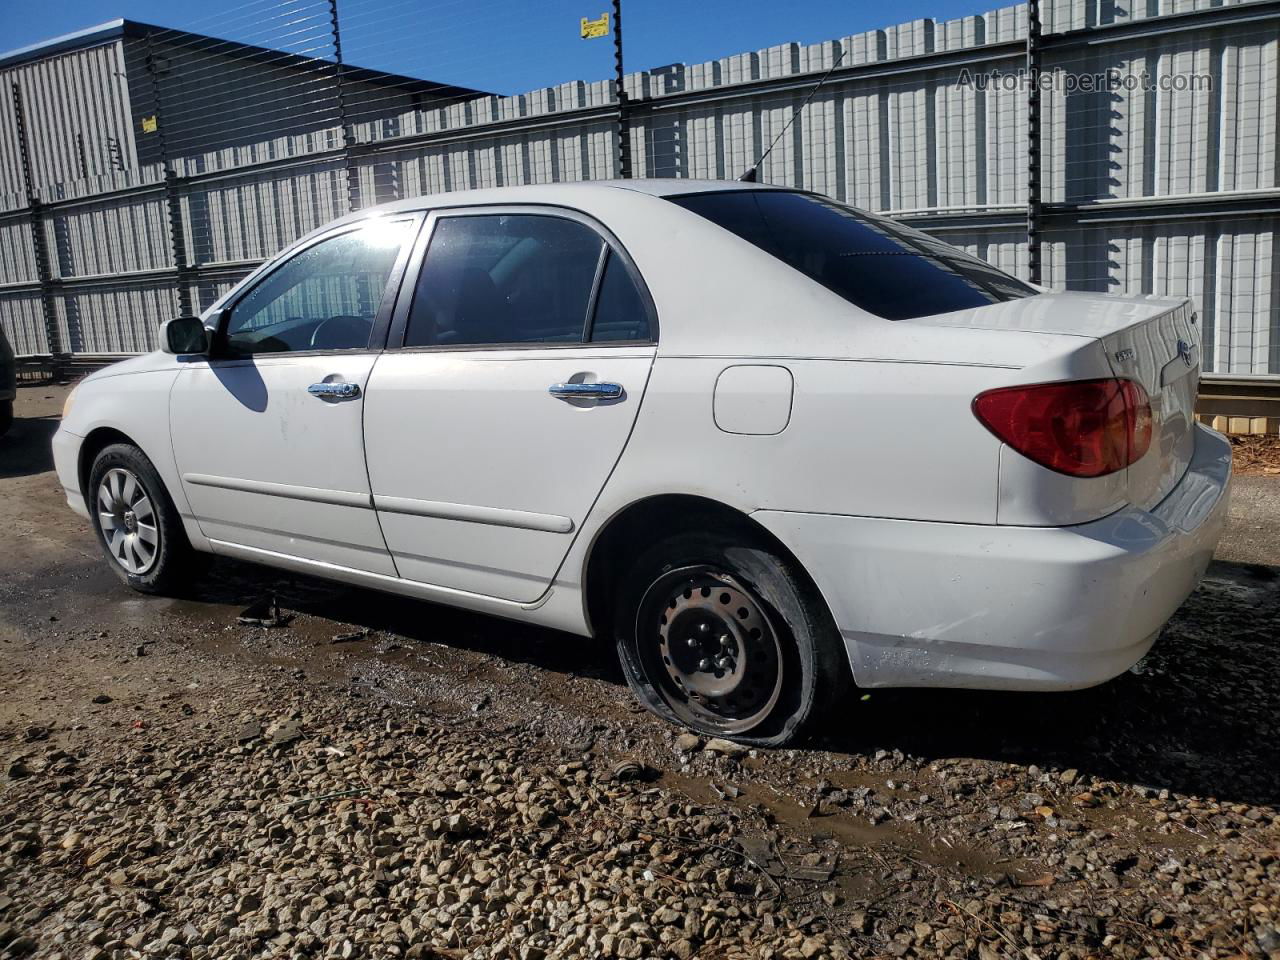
[310,314,373,350]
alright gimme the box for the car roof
[333,178,789,225]
[609,178,789,197]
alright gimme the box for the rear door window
[669,190,1036,321]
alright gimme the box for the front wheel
[614,528,847,747]
[88,443,193,594]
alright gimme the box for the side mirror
[161,316,209,356]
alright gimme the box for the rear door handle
[308,381,361,400]
[548,382,623,400]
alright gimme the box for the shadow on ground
[817,560,1280,806]
[176,552,1280,806]
[0,414,58,479]
[185,556,623,683]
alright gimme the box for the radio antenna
[738,44,848,182]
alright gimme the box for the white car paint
[361,345,656,602]
[53,179,1230,694]
[170,352,394,575]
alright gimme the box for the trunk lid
[1100,297,1199,510]
[910,291,1200,510]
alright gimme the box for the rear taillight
[973,378,1152,478]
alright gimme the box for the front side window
[669,190,1036,321]
[404,214,605,348]
[223,219,412,356]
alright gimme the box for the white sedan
[52,180,1231,745]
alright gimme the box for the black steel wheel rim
[636,566,784,734]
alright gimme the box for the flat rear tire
[614,528,847,747]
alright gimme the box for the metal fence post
[10,82,66,373]
[1026,0,1043,285]
[145,33,195,319]
[612,0,632,179]
[329,0,361,211]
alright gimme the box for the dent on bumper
[755,424,1232,691]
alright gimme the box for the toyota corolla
[52,180,1231,745]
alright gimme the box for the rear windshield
[668,190,1036,321]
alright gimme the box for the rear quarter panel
[606,356,1006,523]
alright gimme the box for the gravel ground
[1,383,1278,960]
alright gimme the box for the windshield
[668,190,1036,321]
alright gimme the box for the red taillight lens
[973,378,1152,478]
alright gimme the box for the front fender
[61,365,195,523]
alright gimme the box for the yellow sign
[580,13,609,39]
[141,115,158,134]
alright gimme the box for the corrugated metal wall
[0,0,1277,373]
[0,39,143,211]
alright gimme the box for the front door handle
[308,381,361,400]
[548,382,623,401]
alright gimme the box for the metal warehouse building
[0,1,1277,379]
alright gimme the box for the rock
[85,846,114,868]
[5,758,32,779]
[330,630,368,644]
[675,733,702,753]
[704,738,748,758]
[442,813,473,836]
[91,694,112,704]
[267,719,302,744]
[526,805,557,827]
[3,562,1274,960]
[566,732,596,753]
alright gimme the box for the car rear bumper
[52,426,90,521]
[753,423,1232,691]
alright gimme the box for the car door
[362,206,658,603]
[170,215,420,574]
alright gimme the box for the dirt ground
[1,381,1277,960]
[1229,435,1280,477]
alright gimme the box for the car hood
[83,351,177,382]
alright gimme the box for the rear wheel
[88,443,193,594]
[614,528,846,746]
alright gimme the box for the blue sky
[1,0,995,95]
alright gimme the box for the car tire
[0,400,11,438]
[88,443,193,595]
[613,526,848,747]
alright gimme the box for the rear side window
[405,214,603,347]
[589,252,650,342]
[669,191,1036,321]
